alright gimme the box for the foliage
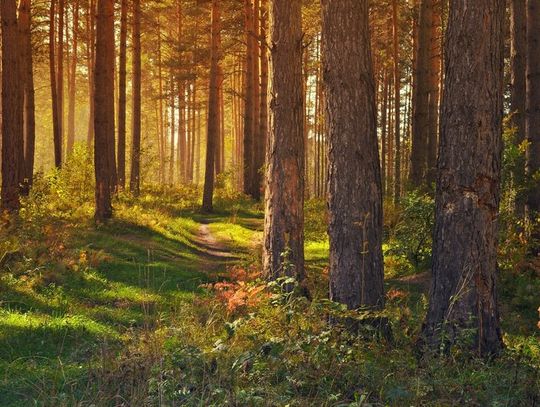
[385,192,435,277]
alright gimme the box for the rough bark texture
[511,0,527,145]
[202,0,221,212]
[258,0,269,200]
[130,0,142,195]
[94,0,115,221]
[1,0,23,212]
[57,0,65,157]
[117,0,128,189]
[86,0,96,147]
[67,0,79,155]
[263,0,305,283]
[421,0,505,357]
[526,0,540,217]
[19,0,36,194]
[322,0,384,311]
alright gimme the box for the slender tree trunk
[202,0,221,212]
[392,0,401,204]
[263,0,305,284]
[421,0,505,357]
[1,0,23,212]
[251,0,262,200]
[170,77,176,186]
[157,19,166,185]
[258,0,269,200]
[381,70,389,197]
[117,0,128,189]
[50,0,62,168]
[410,0,432,187]
[87,0,96,147]
[243,0,255,197]
[58,0,65,158]
[130,0,142,195]
[94,0,115,221]
[19,0,36,195]
[322,0,385,313]
[67,0,79,155]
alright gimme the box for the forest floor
[0,184,539,406]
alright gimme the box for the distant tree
[66,0,80,156]
[130,0,142,195]
[421,0,505,356]
[202,0,222,213]
[49,0,62,168]
[19,0,36,195]
[1,0,24,212]
[321,0,385,313]
[243,0,255,197]
[94,0,115,221]
[117,0,128,189]
[263,0,305,284]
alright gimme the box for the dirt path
[194,220,240,273]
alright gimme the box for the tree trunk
[130,0,142,195]
[117,0,128,189]
[243,0,255,197]
[19,0,36,195]
[1,0,23,212]
[263,0,305,284]
[251,0,262,200]
[526,0,540,224]
[67,0,79,155]
[86,0,96,147]
[511,0,527,146]
[392,0,401,204]
[57,0,65,158]
[50,0,62,168]
[410,0,432,187]
[421,0,505,357]
[322,0,385,312]
[94,0,115,221]
[258,0,269,200]
[169,77,176,186]
[202,0,221,212]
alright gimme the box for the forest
[0,0,539,405]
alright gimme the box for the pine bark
[86,0,96,147]
[392,0,401,203]
[511,0,527,145]
[67,0,79,155]
[94,0,115,220]
[202,0,222,212]
[421,0,505,357]
[57,0,65,157]
[130,0,142,195]
[243,0,255,196]
[526,0,540,218]
[1,0,23,212]
[50,0,62,168]
[263,0,305,283]
[322,0,385,311]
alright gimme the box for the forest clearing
[1,0,540,405]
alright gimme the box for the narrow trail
[193,220,240,274]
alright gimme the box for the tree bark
[322,0,385,312]
[117,0,128,189]
[263,0,305,284]
[258,0,269,200]
[57,0,65,158]
[421,0,505,357]
[94,0,115,221]
[410,0,432,188]
[86,0,96,147]
[130,0,142,195]
[50,0,62,168]
[526,0,540,222]
[1,0,23,212]
[19,0,36,195]
[243,0,255,197]
[392,0,401,203]
[202,0,222,212]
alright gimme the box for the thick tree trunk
[526,0,540,223]
[117,0,128,189]
[130,0,142,195]
[263,0,305,284]
[202,0,221,212]
[94,0,115,221]
[421,0,505,357]
[19,0,36,195]
[1,0,23,212]
[410,0,432,188]
[67,0,79,156]
[322,0,385,312]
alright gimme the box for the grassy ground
[0,183,539,405]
